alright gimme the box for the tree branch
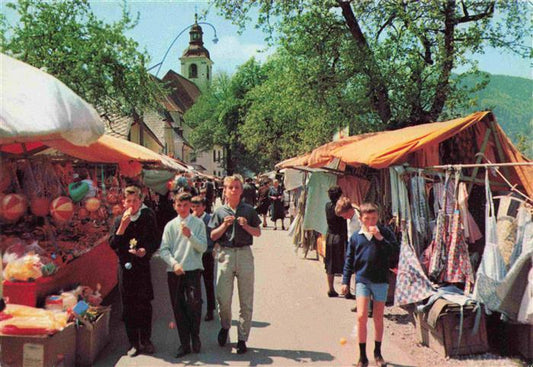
[456,2,494,23]
[337,0,391,124]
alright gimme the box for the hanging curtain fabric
[472,170,507,311]
[395,221,435,306]
[444,170,475,294]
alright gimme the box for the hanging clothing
[302,172,337,235]
[395,222,435,306]
[496,196,520,269]
[424,171,475,292]
[472,171,507,311]
[457,182,482,244]
[510,204,533,268]
[425,172,451,282]
[517,265,533,324]
[443,171,475,293]
[337,175,370,208]
[497,252,533,321]
[410,174,431,245]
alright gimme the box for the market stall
[1,53,113,308]
[277,111,533,358]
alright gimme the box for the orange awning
[43,135,188,172]
[276,111,532,198]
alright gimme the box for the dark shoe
[218,327,229,346]
[351,306,357,312]
[236,340,247,354]
[262,223,267,228]
[282,226,286,230]
[127,345,141,357]
[142,341,155,355]
[192,336,201,353]
[175,345,191,358]
[344,292,355,300]
[327,290,339,297]
[374,355,387,367]
[356,360,369,367]
[273,227,277,230]
[204,310,214,321]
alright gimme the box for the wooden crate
[415,304,489,357]
[509,322,533,359]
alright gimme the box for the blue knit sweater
[342,225,399,285]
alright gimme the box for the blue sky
[87,0,531,79]
[3,0,531,79]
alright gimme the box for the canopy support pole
[490,120,511,179]
[468,128,492,195]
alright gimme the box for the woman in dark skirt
[324,185,347,297]
[269,179,286,230]
[255,180,271,228]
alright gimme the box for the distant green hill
[457,73,532,157]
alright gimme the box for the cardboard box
[75,308,111,366]
[414,300,489,357]
[0,323,76,367]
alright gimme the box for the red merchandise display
[3,239,117,307]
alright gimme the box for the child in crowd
[191,196,216,321]
[341,202,398,367]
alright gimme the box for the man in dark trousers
[109,185,159,356]
[160,192,207,358]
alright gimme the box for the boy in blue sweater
[341,203,398,367]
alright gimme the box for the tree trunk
[338,0,392,124]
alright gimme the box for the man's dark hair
[327,185,343,203]
[191,195,207,206]
[174,192,192,202]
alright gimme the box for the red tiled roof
[162,70,201,114]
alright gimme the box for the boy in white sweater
[160,192,207,357]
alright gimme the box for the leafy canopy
[1,0,165,115]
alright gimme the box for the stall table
[3,238,117,307]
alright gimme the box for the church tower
[180,14,213,91]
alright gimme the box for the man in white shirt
[160,192,207,358]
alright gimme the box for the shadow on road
[231,319,270,328]
[162,347,335,366]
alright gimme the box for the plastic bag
[0,304,68,334]
[3,253,43,281]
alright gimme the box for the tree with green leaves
[1,0,164,116]
[184,59,268,174]
[212,0,531,129]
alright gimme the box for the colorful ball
[2,193,28,221]
[30,197,51,217]
[77,207,90,220]
[50,196,74,223]
[85,197,101,212]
